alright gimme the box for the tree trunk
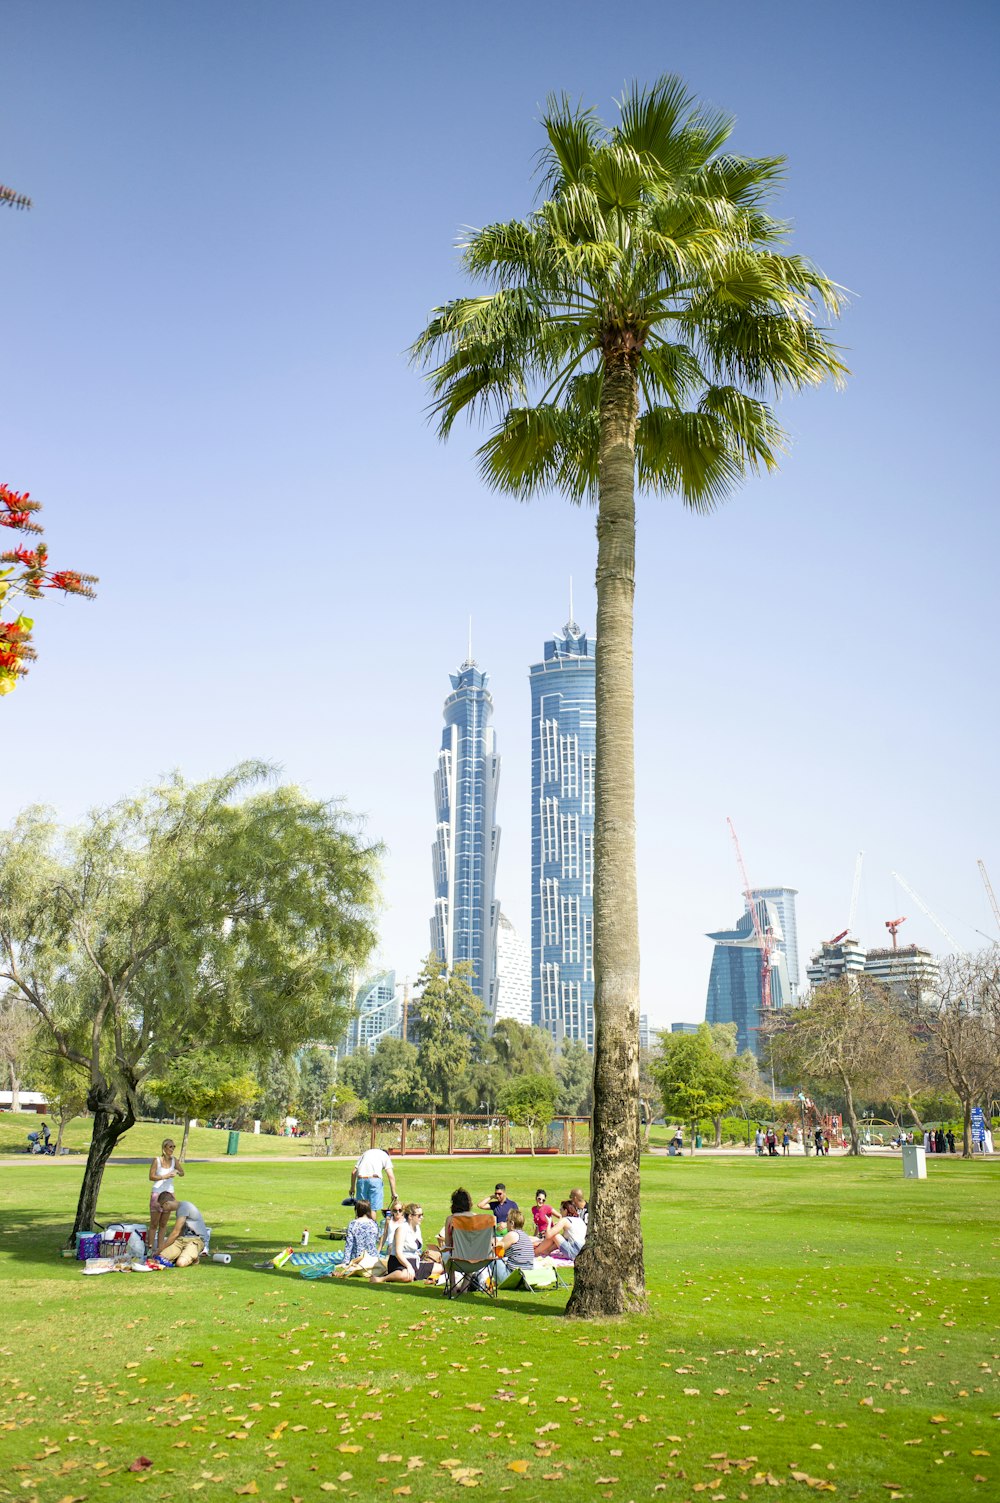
[713,1113,722,1148]
[10,1062,21,1113]
[55,1108,70,1155]
[962,1098,972,1159]
[567,356,644,1318]
[180,1116,192,1160]
[842,1079,861,1155]
[69,1093,135,1244]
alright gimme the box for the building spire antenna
[565,574,580,637]
[461,615,476,670]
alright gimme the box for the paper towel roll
[212,1253,231,1264]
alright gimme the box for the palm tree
[412,76,846,1317]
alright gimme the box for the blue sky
[3,0,998,1021]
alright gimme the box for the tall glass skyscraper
[751,887,800,1000]
[529,616,596,1050]
[429,654,501,1013]
[704,895,794,1056]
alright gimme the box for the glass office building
[343,971,402,1055]
[529,617,596,1049]
[751,886,800,1000]
[705,896,793,1056]
[429,654,501,1013]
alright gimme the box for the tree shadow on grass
[1,1212,571,1317]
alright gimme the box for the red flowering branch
[0,482,97,696]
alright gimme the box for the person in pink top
[531,1189,556,1237]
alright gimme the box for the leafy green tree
[474,1019,557,1116]
[147,1047,259,1156]
[296,1046,340,1128]
[0,988,36,1110]
[410,956,487,1111]
[765,976,914,1154]
[652,1023,744,1153]
[254,1050,302,1133]
[0,763,380,1238]
[556,1038,594,1117]
[31,1050,89,1155]
[368,1035,426,1114]
[413,77,845,1316]
[501,1073,561,1155]
[337,1048,373,1103]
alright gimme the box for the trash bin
[226,1130,240,1157]
[668,1143,677,1156]
[901,1144,926,1179]
[695,1134,702,1148]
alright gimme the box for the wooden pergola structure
[369,1114,592,1155]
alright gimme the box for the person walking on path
[350,1145,397,1215]
[148,1138,185,1252]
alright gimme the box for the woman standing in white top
[148,1138,185,1251]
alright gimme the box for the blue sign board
[971,1106,986,1136]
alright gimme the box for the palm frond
[476,404,599,502]
[697,385,786,470]
[636,407,743,510]
[536,94,600,193]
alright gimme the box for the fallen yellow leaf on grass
[392,1489,411,1497]
[234,1486,259,1497]
[508,1460,530,1474]
[338,1445,361,1454]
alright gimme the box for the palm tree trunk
[566,355,645,1318]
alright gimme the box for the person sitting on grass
[342,1199,379,1262]
[377,1198,405,1256]
[532,1199,586,1260]
[529,1199,574,1257]
[477,1181,518,1229]
[155,1192,208,1266]
[531,1189,556,1237]
[370,1202,425,1284]
[493,1208,536,1287]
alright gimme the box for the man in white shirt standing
[351,1145,397,1214]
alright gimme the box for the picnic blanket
[273,1248,346,1279]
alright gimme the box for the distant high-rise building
[638,1014,652,1051]
[530,616,596,1050]
[670,1022,701,1035]
[342,971,402,1055]
[705,896,793,1055]
[429,653,501,1012]
[494,912,532,1028]
[751,887,800,1000]
[806,939,939,1003]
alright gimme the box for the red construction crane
[726,816,773,1010]
[885,915,907,950]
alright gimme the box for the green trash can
[226,1130,240,1156]
[695,1134,702,1148]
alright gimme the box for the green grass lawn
[0,1112,321,1160]
[1,1153,997,1503]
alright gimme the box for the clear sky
[3,0,999,1023]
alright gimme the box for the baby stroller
[27,1128,55,1155]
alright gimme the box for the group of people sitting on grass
[334,1180,588,1287]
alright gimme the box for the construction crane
[848,851,864,935]
[726,816,773,1011]
[885,916,907,950]
[828,852,865,946]
[977,859,1000,936]
[891,871,961,952]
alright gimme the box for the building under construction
[806,937,939,1003]
[704,891,797,1056]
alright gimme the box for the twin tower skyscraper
[430,613,596,1050]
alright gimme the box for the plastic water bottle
[301,1228,309,1247]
